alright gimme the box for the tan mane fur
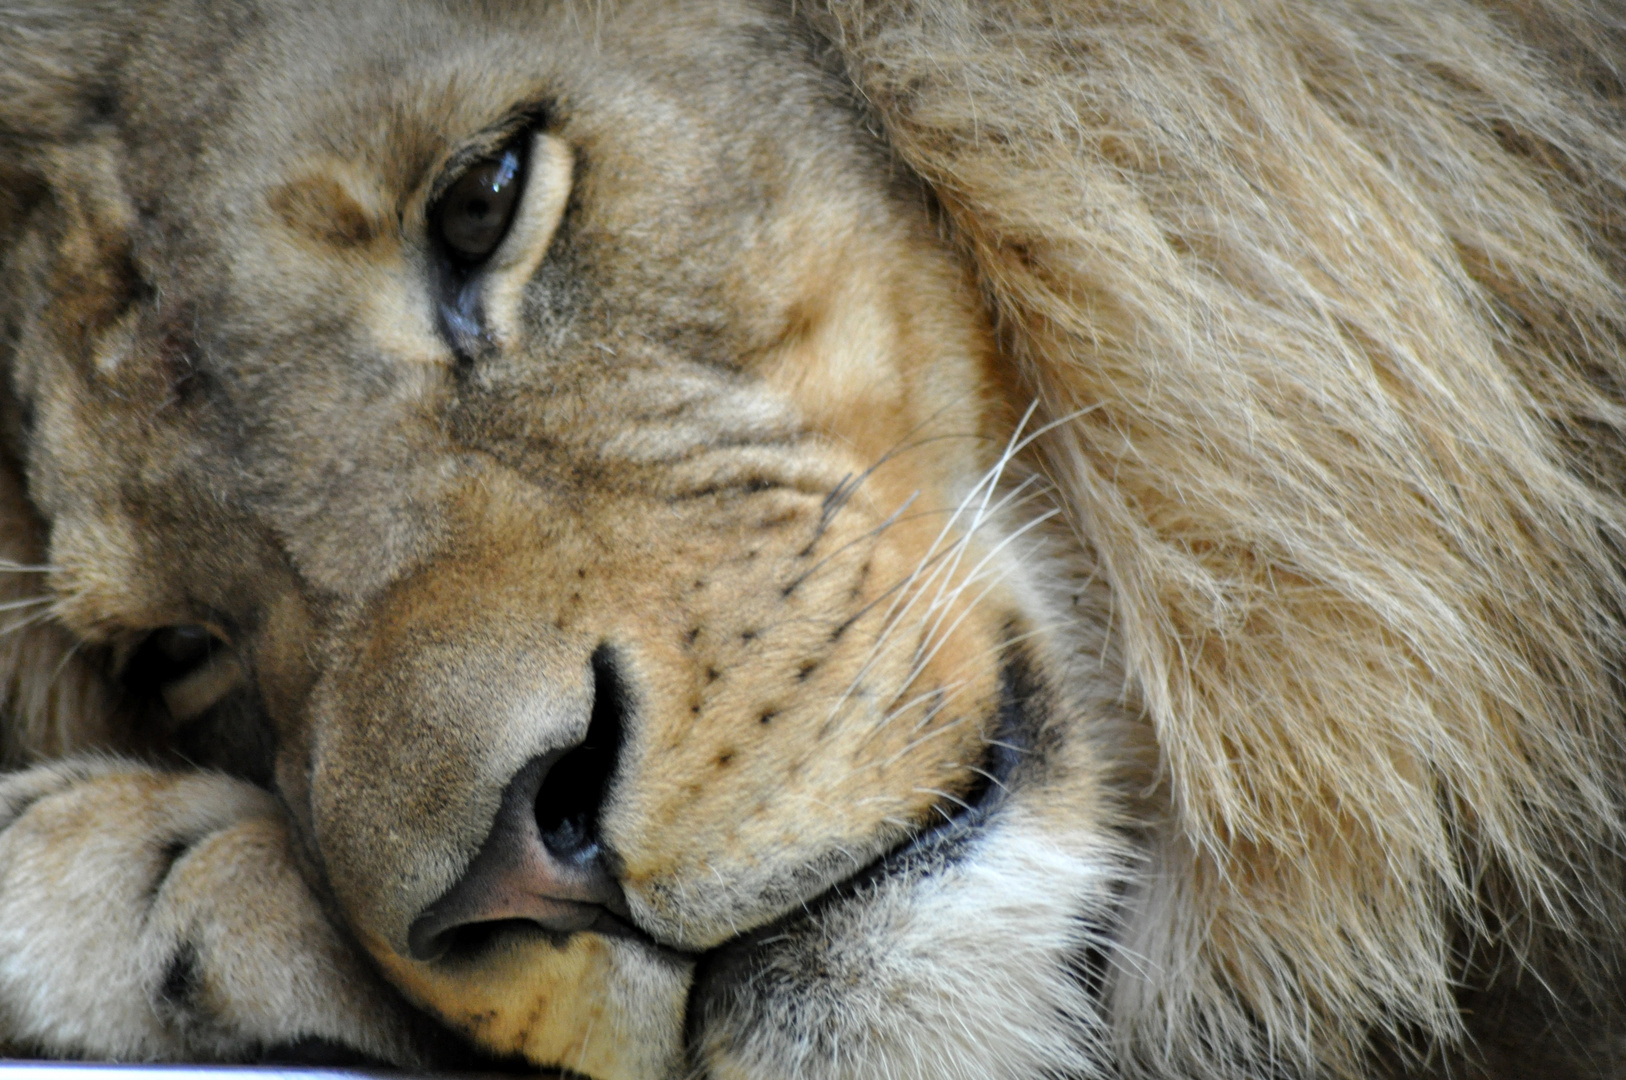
[815,0,1626,1073]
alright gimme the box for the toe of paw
[0,756,135,830]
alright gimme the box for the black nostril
[536,644,627,862]
[406,644,631,962]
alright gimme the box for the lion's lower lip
[587,904,685,950]
[415,908,692,968]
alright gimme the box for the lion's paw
[0,759,416,1064]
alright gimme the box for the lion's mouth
[682,646,1042,991]
[386,646,1044,1080]
[815,647,1037,878]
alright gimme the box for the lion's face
[2,1,1118,1075]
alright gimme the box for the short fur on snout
[5,0,1626,1077]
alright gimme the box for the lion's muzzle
[303,549,693,1075]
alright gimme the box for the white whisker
[0,607,57,640]
[899,509,1063,699]
[857,498,1059,738]
[912,480,1051,647]
[824,466,1038,729]
[878,713,981,772]
[840,402,1096,693]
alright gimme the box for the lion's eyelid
[481,133,574,349]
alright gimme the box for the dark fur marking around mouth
[287,994,547,1075]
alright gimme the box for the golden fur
[1,0,1625,1077]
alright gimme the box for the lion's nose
[406,646,629,961]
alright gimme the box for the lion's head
[2,2,1124,1075]
[7,0,1626,1076]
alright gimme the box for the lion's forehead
[23,0,991,600]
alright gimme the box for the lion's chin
[679,654,1126,1080]
[685,795,1127,1080]
[383,817,1078,1080]
[367,924,691,1080]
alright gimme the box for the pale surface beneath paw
[0,1067,393,1080]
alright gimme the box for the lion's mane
[813,1,1626,1074]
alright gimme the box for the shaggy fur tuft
[810,0,1626,1074]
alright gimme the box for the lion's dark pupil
[127,624,219,690]
[437,146,523,262]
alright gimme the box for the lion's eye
[127,625,242,724]
[434,145,526,263]
[135,625,217,684]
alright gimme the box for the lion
[1,0,1626,1076]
